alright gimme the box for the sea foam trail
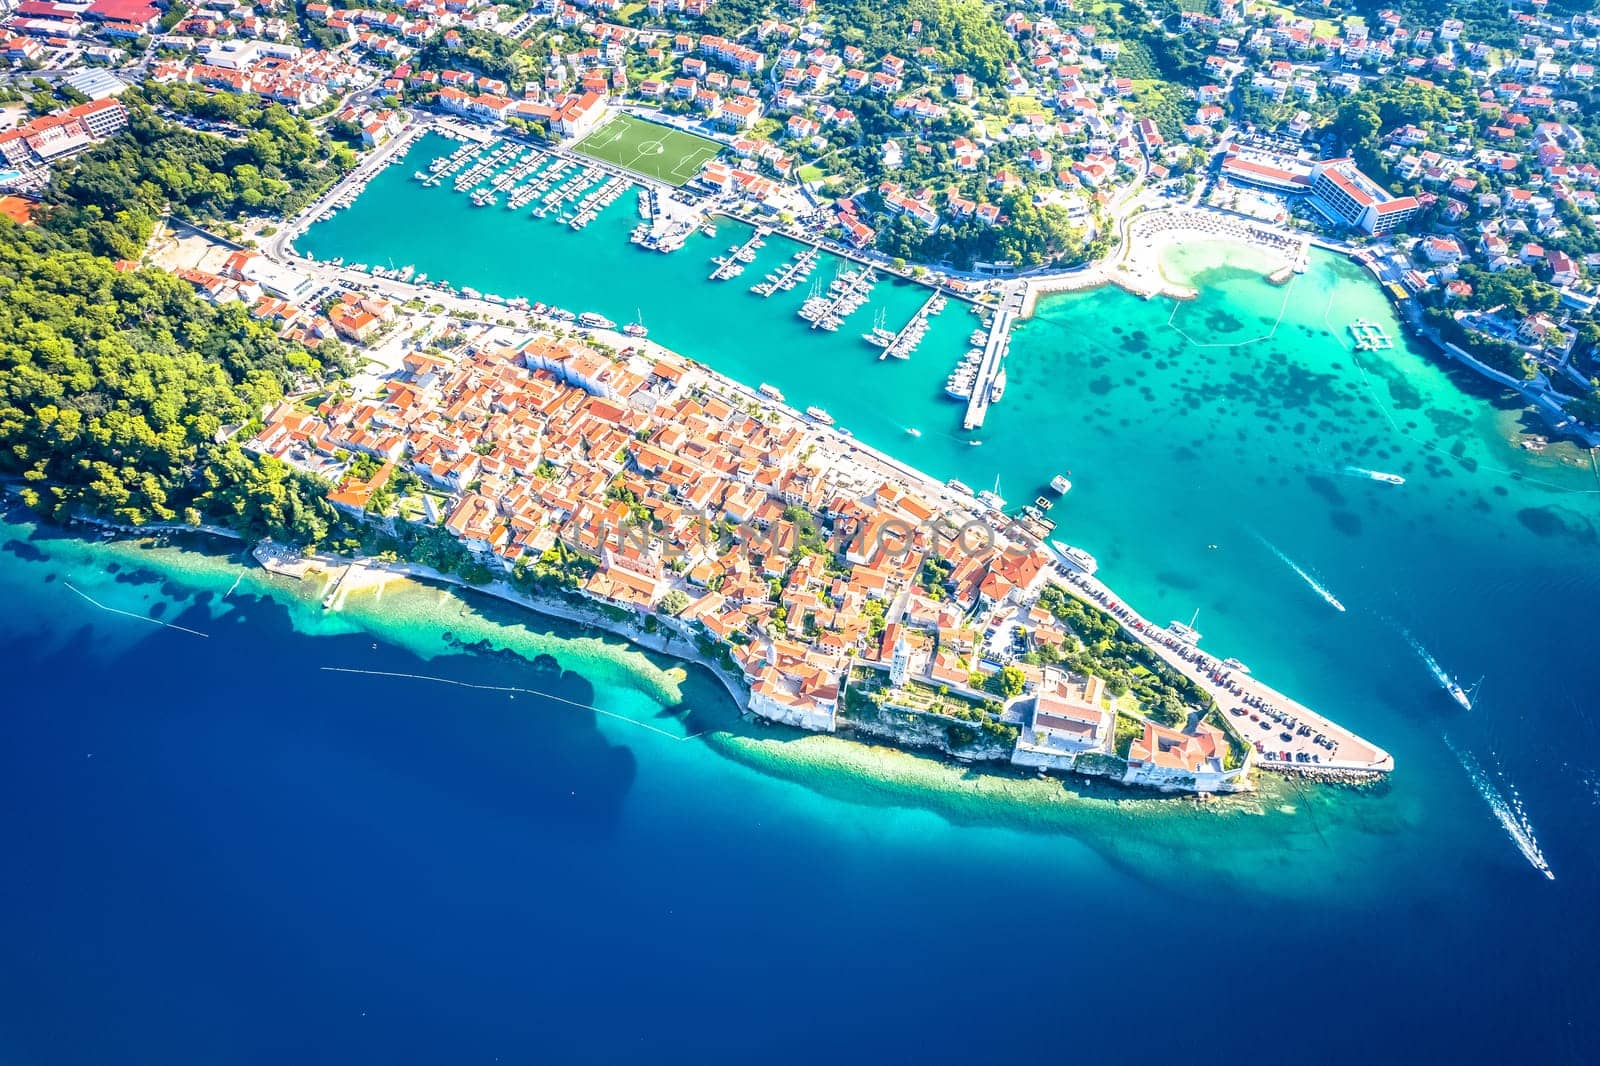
[1446,736,1555,881]
[1256,537,1347,612]
[1405,630,1453,689]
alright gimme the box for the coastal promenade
[1052,568,1393,776]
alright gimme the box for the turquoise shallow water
[2,133,1597,1060]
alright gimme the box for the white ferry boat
[579,312,615,329]
[1049,474,1072,494]
[804,406,835,426]
[1049,541,1099,575]
[758,383,786,403]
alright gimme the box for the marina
[798,265,879,331]
[751,248,820,297]
[868,289,948,361]
[710,229,766,281]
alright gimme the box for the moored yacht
[758,383,786,403]
[1049,474,1073,494]
[1049,541,1099,575]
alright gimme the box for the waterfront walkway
[963,288,1023,430]
[1051,568,1393,776]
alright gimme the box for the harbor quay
[1054,568,1393,776]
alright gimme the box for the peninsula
[38,0,1600,795]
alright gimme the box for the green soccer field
[572,115,722,186]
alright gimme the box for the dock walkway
[879,290,946,360]
[963,288,1023,430]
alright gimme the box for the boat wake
[1405,631,1452,688]
[1446,737,1555,881]
[1403,631,1475,709]
[1341,465,1405,486]
[1257,537,1346,612]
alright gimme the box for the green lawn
[572,114,721,186]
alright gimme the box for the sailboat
[862,307,895,348]
[1447,676,1482,711]
[624,308,648,338]
[976,476,1005,512]
[1168,609,1203,646]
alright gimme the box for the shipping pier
[962,288,1023,430]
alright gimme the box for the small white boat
[804,406,834,426]
[1346,466,1405,485]
[906,427,921,437]
[1049,474,1072,494]
[758,383,785,403]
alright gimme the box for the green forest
[0,91,352,544]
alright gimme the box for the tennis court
[572,114,721,186]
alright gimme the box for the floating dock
[800,266,876,330]
[1349,319,1393,351]
[878,290,947,361]
[710,229,765,281]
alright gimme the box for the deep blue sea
[2,136,1598,1062]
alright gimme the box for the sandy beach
[1107,207,1309,300]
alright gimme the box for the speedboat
[906,427,921,437]
[1346,466,1405,485]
